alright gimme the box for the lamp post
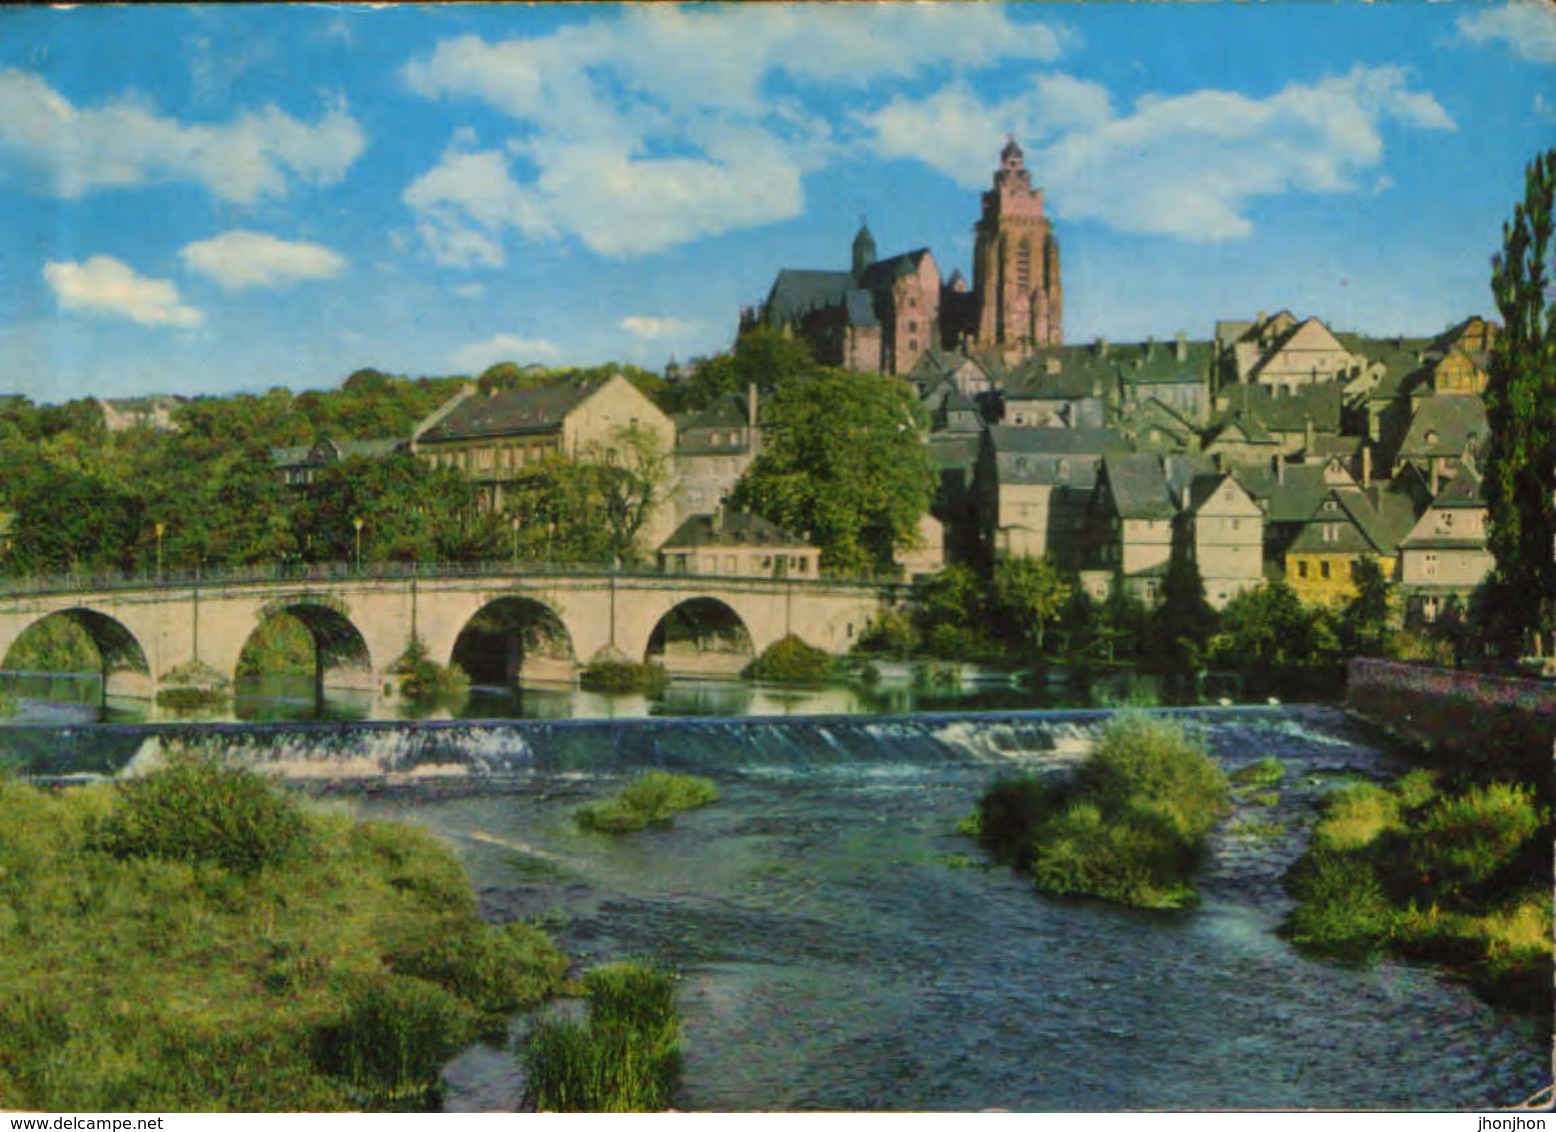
[154,522,165,583]
[353,517,364,573]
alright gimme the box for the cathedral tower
[971,138,1063,351]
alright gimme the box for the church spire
[851,215,876,280]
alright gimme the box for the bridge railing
[0,560,907,598]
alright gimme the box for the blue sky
[1,2,1553,402]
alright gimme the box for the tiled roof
[857,249,932,294]
[1100,453,1176,520]
[987,425,1133,457]
[661,510,810,550]
[1397,395,1488,459]
[1431,463,1486,507]
[417,378,604,443]
[765,269,855,324]
[1220,381,1343,434]
[1002,345,1114,400]
[1234,463,1333,524]
[270,437,404,467]
[1119,339,1215,385]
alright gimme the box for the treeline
[858,553,1444,694]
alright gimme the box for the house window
[1298,561,1309,578]
[1230,518,1241,532]
[1322,524,1339,543]
[1320,561,1331,580]
[1423,553,1438,578]
[907,321,917,333]
[1435,511,1454,533]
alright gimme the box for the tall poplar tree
[1483,148,1556,657]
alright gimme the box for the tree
[1338,556,1393,658]
[668,326,816,413]
[1483,147,1556,659]
[1145,523,1217,671]
[729,370,933,574]
[1212,579,1331,672]
[992,555,1073,652]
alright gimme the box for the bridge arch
[235,599,375,700]
[1,608,152,701]
[644,596,756,677]
[449,595,577,687]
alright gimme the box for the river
[1,701,1543,1111]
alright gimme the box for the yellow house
[1284,484,1417,606]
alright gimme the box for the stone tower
[851,219,877,279]
[972,138,1063,351]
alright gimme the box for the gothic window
[1016,240,1032,291]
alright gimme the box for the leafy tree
[992,555,1073,652]
[1212,579,1333,671]
[668,326,816,413]
[1145,525,1216,671]
[7,470,145,576]
[1337,556,1394,658]
[909,562,988,659]
[1483,147,1556,658]
[729,369,933,574]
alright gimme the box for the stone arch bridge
[0,565,895,701]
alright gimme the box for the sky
[1,1,1553,403]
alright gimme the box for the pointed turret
[851,217,877,280]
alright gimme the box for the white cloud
[449,333,561,373]
[454,283,487,300]
[621,315,697,340]
[44,256,203,328]
[179,230,346,290]
[859,65,1454,242]
[399,6,1069,260]
[1459,2,1556,64]
[0,68,365,203]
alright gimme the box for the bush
[971,715,1228,909]
[314,976,477,1107]
[576,771,719,834]
[98,754,306,874]
[579,659,669,694]
[523,964,681,1113]
[1283,850,1392,957]
[1311,782,1400,851]
[1396,782,1544,898]
[743,634,836,684]
[391,639,470,700]
[155,686,230,712]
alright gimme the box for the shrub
[98,754,306,874]
[313,975,477,1107]
[971,775,1060,866]
[1283,850,1392,957]
[579,658,669,694]
[853,608,919,656]
[155,686,230,712]
[1396,783,1544,898]
[1311,782,1400,852]
[523,964,681,1113]
[1079,714,1229,843]
[391,639,470,700]
[743,635,836,684]
[576,771,719,834]
[1030,801,1199,908]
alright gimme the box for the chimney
[1430,459,1441,497]
[1175,332,1188,362]
[747,382,758,430]
[1303,414,1315,453]
[1361,444,1372,488]
[1275,456,1286,486]
[713,504,724,536]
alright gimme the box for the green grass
[575,771,719,834]
[0,760,569,1111]
[522,964,681,1112]
[970,714,1230,909]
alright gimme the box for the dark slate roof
[845,288,879,329]
[857,249,931,294]
[1336,334,1433,400]
[1234,463,1333,524]
[417,379,603,443]
[1431,463,1486,508]
[1397,395,1488,459]
[1187,471,1254,513]
[1118,339,1215,385]
[1220,381,1343,434]
[1002,346,1113,400]
[765,269,855,324]
[1163,453,1218,501]
[988,425,1132,457]
[661,510,809,550]
[270,437,404,467]
[677,393,749,432]
[1100,454,1176,520]
[929,433,983,471]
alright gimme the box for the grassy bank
[576,771,719,834]
[0,755,569,1111]
[970,714,1229,909]
[1283,769,1551,1018]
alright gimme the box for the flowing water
[5,704,1538,1111]
[0,702,1543,1107]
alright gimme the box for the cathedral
[748,138,1064,375]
